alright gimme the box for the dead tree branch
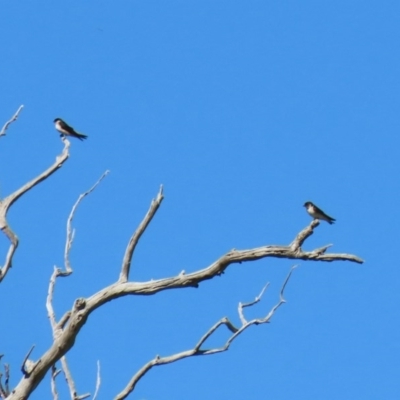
[50,365,61,400]
[45,172,109,400]
[60,356,90,400]
[64,170,109,274]
[21,345,39,377]
[7,187,363,399]
[92,361,101,400]
[239,281,270,325]
[119,185,164,283]
[0,105,23,138]
[115,266,296,399]
[0,360,10,399]
[0,138,70,283]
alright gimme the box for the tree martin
[304,201,335,224]
[54,118,88,141]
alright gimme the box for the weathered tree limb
[64,170,109,274]
[119,185,164,283]
[0,361,10,399]
[60,356,90,400]
[115,266,296,399]
[0,106,23,138]
[50,365,61,400]
[0,138,70,283]
[20,345,39,378]
[239,280,271,325]
[92,361,101,400]
[45,173,109,400]
[7,187,363,399]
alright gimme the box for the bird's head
[303,201,312,208]
[53,118,61,123]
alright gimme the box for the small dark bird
[54,118,88,141]
[304,201,336,224]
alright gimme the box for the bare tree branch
[50,365,61,400]
[21,345,39,377]
[0,374,6,399]
[92,361,101,400]
[0,138,70,283]
[0,105,23,138]
[47,267,60,332]
[115,266,296,399]
[4,364,9,397]
[44,172,109,400]
[7,188,363,399]
[0,361,10,399]
[239,282,270,325]
[119,185,164,283]
[65,170,110,274]
[60,356,90,400]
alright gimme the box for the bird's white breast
[307,205,318,217]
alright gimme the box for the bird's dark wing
[59,120,74,132]
[315,204,335,220]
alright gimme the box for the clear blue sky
[0,1,399,399]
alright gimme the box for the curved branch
[45,172,109,399]
[92,361,101,400]
[64,170,109,274]
[7,196,363,399]
[60,355,90,400]
[0,105,23,138]
[119,185,164,283]
[115,266,296,399]
[3,139,70,210]
[0,139,70,283]
[50,365,61,400]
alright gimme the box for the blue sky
[0,1,399,399]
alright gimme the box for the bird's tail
[76,133,88,141]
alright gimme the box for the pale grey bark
[6,188,362,400]
[0,106,23,138]
[115,266,296,400]
[0,107,70,283]
[1,111,363,400]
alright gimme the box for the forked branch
[115,266,296,399]
[64,170,109,274]
[0,137,70,283]
[8,187,363,400]
[46,172,109,399]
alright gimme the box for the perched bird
[54,118,88,141]
[303,201,336,224]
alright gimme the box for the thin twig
[60,356,76,400]
[3,364,9,398]
[60,355,91,400]
[0,105,23,138]
[46,267,60,332]
[92,361,101,400]
[65,170,109,273]
[21,345,38,377]
[0,139,70,283]
[51,365,61,400]
[115,266,296,400]
[239,282,270,325]
[46,172,109,400]
[0,372,6,399]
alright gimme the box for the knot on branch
[73,298,86,311]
